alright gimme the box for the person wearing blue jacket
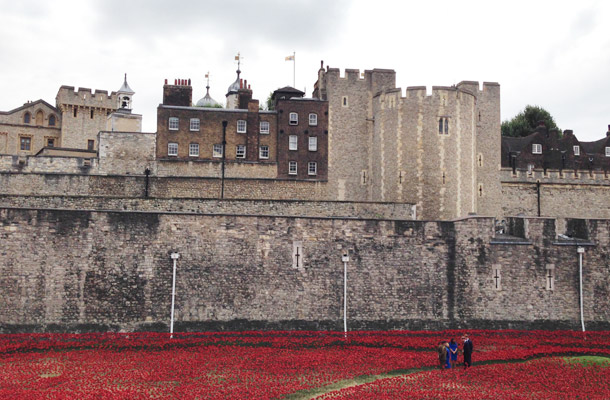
[449,338,458,368]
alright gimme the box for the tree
[501,105,560,137]
[266,92,274,111]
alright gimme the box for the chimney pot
[165,79,168,85]
[188,78,191,86]
[174,79,177,85]
[240,79,243,89]
[248,84,251,89]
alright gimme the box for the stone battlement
[56,86,117,109]
[501,167,610,183]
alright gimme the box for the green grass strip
[281,354,610,400]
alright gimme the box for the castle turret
[106,73,142,132]
[117,73,135,112]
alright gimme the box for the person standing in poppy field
[437,341,447,369]
[462,334,473,368]
[449,338,458,368]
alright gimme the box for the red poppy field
[0,330,609,399]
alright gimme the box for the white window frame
[308,136,318,151]
[259,145,269,159]
[308,113,318,126]
[260,121,270,134]
[606,147,610,157]
[573,145,580,156]
[189,143,199,157]
[189,118,200,131]
[308,161,317,176]
[237,120,247,133]
[213,144,223,158]
[289,112,298,125]
[236,145,246,159]
[289,135,298,150]
[288,161,297,175]
[168,142,178,156]
[532,143,542,154]
[169,117,179,131]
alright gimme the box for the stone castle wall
[318,68,396,201]
[501,168,610,218]
[0,195,416,220]
[317,67,502,220]
[0,210,607,332]
[56,86,117,150]
[372,86,478,220]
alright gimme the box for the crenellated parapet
[55,86,117,113]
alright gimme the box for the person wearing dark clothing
[462,334,473,368]
[437,341,447,369]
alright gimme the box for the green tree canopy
[501,105,560,137]
[266,92,274,111]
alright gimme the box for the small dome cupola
[226,52,243,109]
[196,72,221,108]
[117,73,135,112]
[226,59,241,95]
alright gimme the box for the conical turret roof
[118,73,135,94]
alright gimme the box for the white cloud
[0,0,608,140]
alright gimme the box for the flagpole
[293,51,295,88]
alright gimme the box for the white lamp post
[342,253,349,337]
[170,252,180,338]
[577,247,585,332]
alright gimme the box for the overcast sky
[1,0,609,140]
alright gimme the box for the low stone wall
[1,210,608,332]
[501,168,610,219]
[0,195,416,220]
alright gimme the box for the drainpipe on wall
[577,246,585,332]
[536,181,541,217]
[220,121,228,199]
[144,167,150,198]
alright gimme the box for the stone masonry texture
[0,210,608,333]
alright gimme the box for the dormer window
[573,145,580,156]
[606,147,610,157]
[289,112,298,125]
[532,144,542,154]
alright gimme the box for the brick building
[502,123,610,173]
[156,74,328,181]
